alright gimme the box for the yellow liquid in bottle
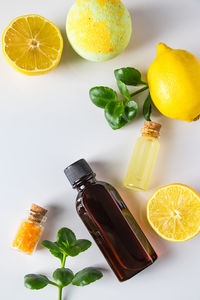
[124,136,160,191]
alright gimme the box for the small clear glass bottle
[124,121,161,191]
[12,204,47,255]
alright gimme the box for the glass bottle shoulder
[76,180,111,199]
[77,180,118,195]
[76,180,127,211]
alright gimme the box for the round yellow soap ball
[66,0,132,61]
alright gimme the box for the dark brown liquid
[76,178,157,281]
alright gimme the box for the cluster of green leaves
[24,228,103,300]
[89,67,152,130]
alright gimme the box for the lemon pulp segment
[147,184,200,242]
[2,15,63,75]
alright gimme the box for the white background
[1,0,200,299]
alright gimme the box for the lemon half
[2,14,63,75]
[147,184,200,242]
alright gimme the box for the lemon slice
[147,184,200,242]
[2,14,63,75]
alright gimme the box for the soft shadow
[62,267,109,300]
[59,26,83,67]
[150,114,175,189]
[89,161,118,185]
[137,196,169,258]
[89,160,169,258]
[119,187,169,258]
[91,265,110,275]
[37,202,68,250]
[127,3,189,52]
[63,285,73,300]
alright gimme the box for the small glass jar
[124,121,161,191]
[12,204,47,255]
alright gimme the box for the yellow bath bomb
[66,0,132,61]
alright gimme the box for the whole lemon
[148,43,200,122]
[66,0,132,62]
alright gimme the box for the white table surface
[1,0,200,299]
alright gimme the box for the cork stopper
[142,121,161,138]
[28,203,48,224]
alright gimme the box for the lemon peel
[148,43,200,122]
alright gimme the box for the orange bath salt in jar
[12,204,48,254]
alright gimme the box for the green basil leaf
[143,93,152,121]
[89,86,118,108]
[65,245,80,256]
[24,274,50,290]
[53,268,74,287]
[75,239,92,252]
[41,240,63,261]
[63,239,92,257]
[114,67,142,86]
[116,80,130,100]
[56,242,69,254]
[104,101,128,130]
[57,228,76,247]
[41,240,59,250]
[72,267,103,287]
[124,101,138,121]
[49,250,63,261]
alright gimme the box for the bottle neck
[141,128,159,139]
[28,211,47,225]
[73,173,96,191]
[141,121,161,139]
[27,204,47,225]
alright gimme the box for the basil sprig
[24,227,103,300]
[89,67,152,130]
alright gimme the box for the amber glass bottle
[64,159,157,281]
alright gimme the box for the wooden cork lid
[142,121,161,138]
[28,203,48,223]
[30,203,48,215]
